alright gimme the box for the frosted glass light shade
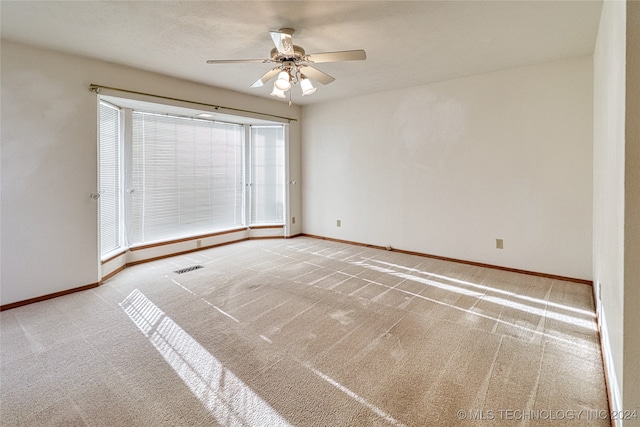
[300,76,316,96]
[270,85,286,98]
[274,71,291,91]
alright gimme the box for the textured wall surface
[302,57,593,280]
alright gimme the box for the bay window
[98,98,286,258]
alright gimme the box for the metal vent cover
[174,265,204,274]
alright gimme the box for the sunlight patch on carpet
[359,259,596,329]
[374,280,595,351]
[202,300,240,323]
[120,289,291,427]
[306,364,407,427]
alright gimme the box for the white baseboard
[597,305,623,426]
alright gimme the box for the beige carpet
[1,237,610,426]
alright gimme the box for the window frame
[248,125,286,226]
[97,96,288,253]
[98,100,125,260]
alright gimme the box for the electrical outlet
[337,219,341,227]
[196,239,202,248]
[292,216,296,224]
[496,239,503,249]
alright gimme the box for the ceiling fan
[206,28,366,100]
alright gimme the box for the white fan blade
[250,67,281,88]
[299,65,335,85]
[306,50,367,63]
[207,59,269,64]
[270,30,294,55]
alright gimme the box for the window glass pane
[131,113,243,244]
[99,102,121,256]
[250,126,285,224]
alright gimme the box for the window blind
[131,112,244,244]
[99,102,122,256]
[250,126,285,224]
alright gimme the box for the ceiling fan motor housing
[270,45,306,62]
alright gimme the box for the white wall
[593,0,627,415]
[623,2,640,420]
[0,40,302,306]
[302,57,593,280]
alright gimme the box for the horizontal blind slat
[250,126,285,225]
[131,112,243,244]
[99,102,122,256]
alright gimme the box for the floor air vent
[174,265,204,274]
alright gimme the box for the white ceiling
[1,1,603,106]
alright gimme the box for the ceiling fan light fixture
[274,71,291,91]
[270,84,287,98]
[300,75,317,96]
[206,28,366,101]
